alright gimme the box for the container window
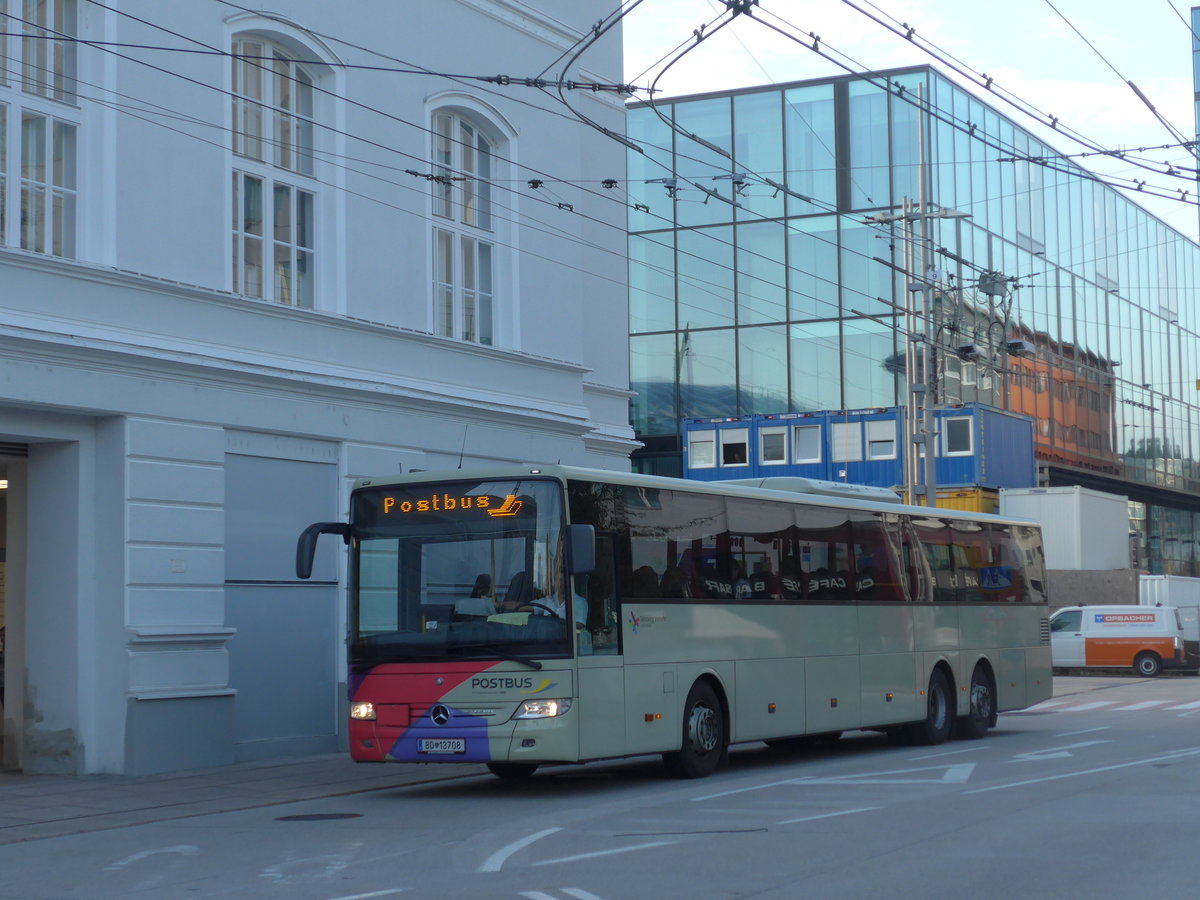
[760,428,787,465]
[866,419,896,459]
[793,424,821,463]
[943,417,973,456]
[688,431,716,468]
[720,428,749,466]
[831,421,863,462]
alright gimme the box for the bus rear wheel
[663,681,725,779]
[487,762,538,779]
[955,664,994,740]
[905,668,954,745]
[1134,651,1162,678]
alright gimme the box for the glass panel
[274,241,293,303]
[296,189,313,249]
[434,114,453,218]
[787,215,839,320]
[789,321,841,410]
[843,317,897,409]
[461,234,477,341]
[677,226,733,329]
[783,83,837,214]
[688,432,716,467]
[434,228,454,337]
[630,333,678,435]
[477,241,493,345]
[273,183,292,242]
[737,325,788,414]
[627,105,676,233]
[297,249,314,309]
[680,328,736,419]
[848,80,891,210]
[761,430,786,463]
[243,233,263,298]
[242,174,262,236]
[673,97,733,228]
[476,132,492,231]
[736,221,786,325]
[629,232,675,334]
[793,424,821,461]
[733,90,783,220]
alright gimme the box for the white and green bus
[297,465,1052,779]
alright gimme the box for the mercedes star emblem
[430,704,451,726]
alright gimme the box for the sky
[619,0,1200,240]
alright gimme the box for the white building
[0,0,634,774]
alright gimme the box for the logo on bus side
[627,612,666,633]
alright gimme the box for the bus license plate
[418,738,465,754]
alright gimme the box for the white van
[1049,605,1186,677]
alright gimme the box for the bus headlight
[514,698,572,719]
[350,702,377,720]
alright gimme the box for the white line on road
[778,806,881,825]
[910,746,987,761]
[1027,700,1071,709]
[1166,700,1200,710]
[326,891,406,900]
[692,777,814,802]
[1010,740,1110,762]
[562,888,607,899]
[964,747,1200,794]
[479,828,562,873]
[519,893,559,900]
[1059,701,1117,712]
[1113,700,1169,710]
[532,841,676,867]
[1055,726,1111,737]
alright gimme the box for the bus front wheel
[487,762,538,779]
[1134,651,1162,678]
[906,668,954,745]
[663,681,725,779]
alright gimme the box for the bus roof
[353,464,1040,529]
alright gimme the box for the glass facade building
[628,65,1200,575]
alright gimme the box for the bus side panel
[858,604,919,725]
[992,647,1028,711]
[734,658,806,741]
[913,604,960,652]
[805,656,862,733]
[577,658,627,760]
[623,664,680,754]
[1025,644,1053,706]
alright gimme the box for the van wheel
[905,668,954,745]
[487,762,538,779]
[955,665,994,740]
[663,681,725,779]
[1134,652,1162,678]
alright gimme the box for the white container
[1000,486,1129,570]
[1139,575,1200,646]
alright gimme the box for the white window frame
[759,426,788,466]
[831,421,863,463]
[230,36,319,306]
[430,108,497,346]
[792,424,822,463]
[688,430,716,469]
[720,428,750,467]
[942,416,974,456]
[1,0,79,257]
[866,419,897,460]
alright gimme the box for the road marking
[1059,701,1117,712]
[105,845,201,871]
[326,891,406,900]
[692,777,813,802]
[778,806,881,825]
[479,828,562,873]
[520,893,559,900]
[799,763,976,785]
[533,841,676,867]
[965,747,1200,794]
[1113,700,1169,710]
[561,889,605,900]
[910,746,987,761]
[1011,740,1110,761]
[1055,726,1111,737]
[1027,699,1071,709]
[1166,700,1200,710]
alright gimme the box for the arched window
[230,36,319,307]
[431,108,498,345]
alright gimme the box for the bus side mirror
[296,522,351,579]
[568,524,595,575]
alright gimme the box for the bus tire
[955,664,994,740]
[487,762,538,779]
[1134,651,1162,678]
[906,668,954,745]
[664,681,725,779]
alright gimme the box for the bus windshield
[349,478,571,666]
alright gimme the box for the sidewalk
[0,754,487,846]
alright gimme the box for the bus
[296,465,1052,780]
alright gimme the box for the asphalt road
[1,674,1197,899]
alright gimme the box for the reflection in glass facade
[629,65,1200,575]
